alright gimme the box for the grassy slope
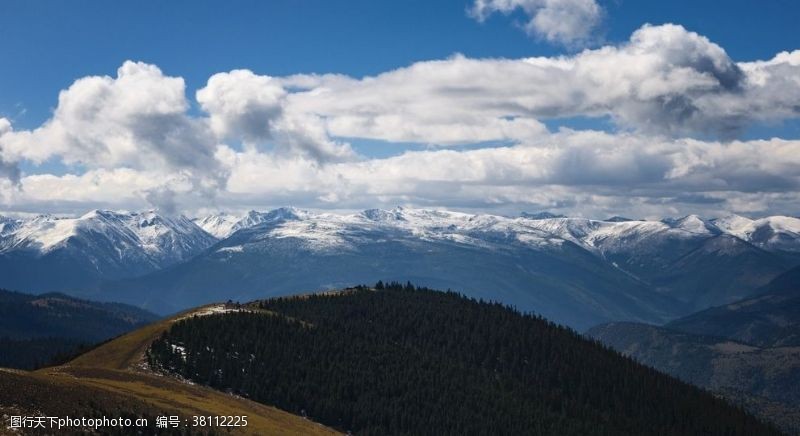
[0,304,339,436]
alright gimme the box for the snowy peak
[195,207,308,239]
[125,211,216,261]
[361,208,406,222]
[714,215,800,252]
[710,214,753,235]
[251,207,308,227]
[196,207,800,261]
[662,215,719,235]
[0,215,89,253]
[265,206,304,220]
[0,210,216,266]
[194,213,240,239]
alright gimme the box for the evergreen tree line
[148,283,780,435]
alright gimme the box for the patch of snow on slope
[712,214,754,238]
[194,213,241,239]
[5,215,81,253]
[176,304,250,321]
[760,216,800,234]
[268,219,352,251]
[217,245,244,253]
[710,214,800,251]
[666,215,718,235]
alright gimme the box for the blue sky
[1,0,799,217]
[3,0,799,130]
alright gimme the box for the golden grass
[0,304,341,436]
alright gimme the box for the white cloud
[197,69,286,144]
[2,62,202,167]
[197,69,355,162]
[211,131,800,217]
[0,118,20,186]
[0,61,228,209]
[284,25,771,140]
[3,132,800,218]
[0,118,11,136]
[1,24,800,218]
[469,0,603,45]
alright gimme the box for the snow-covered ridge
[0,209,217,267]
[193,213,241,239]
[195,207,800,254]
[711,214,800,252]
[194,208,308,239]
[2,207,798,262]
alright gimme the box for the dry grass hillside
[0,304,339,436]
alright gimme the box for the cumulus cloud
[0,62,228,209]
[143,185,180,215]
[211,131,800,217]
[469,0,603,45]
[0,118,11,136]
[197,69,355,162]
[4,131,800,218]
[1,24,800,218]
[0,118,21,186]
[284,24,774,140]
[2,62,208,168]
[197,69,286,144]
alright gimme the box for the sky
[1,0,799,219]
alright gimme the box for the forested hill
[0,288,159,369]
[147,283,779,436]
[0,288,158,340]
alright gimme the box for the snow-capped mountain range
[4,206,798,261]
[193,207,800,255]
[0,210,216,292]
[0,210,214,260]
[1,206,798,330]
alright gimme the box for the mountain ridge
[108,207,800,327]
[0,209,216,292]
[587,267,800,433]
[2,206,799,329]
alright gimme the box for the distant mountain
[193,212,241,238]
[645,234,790,309]
[587,267,800,433]
[0,288,159,369]
[520,211,566,219]
[666,265,800,347]
[712,214,800,254]
[111,207,687,329]
[108,207,798,326]
[194,208,307,239]
[2,206,798,330]
[489,213,794,310]
[605,216,637,222]
[586,322,800,434]
[147,284,779,436]
[0,210,216,292]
